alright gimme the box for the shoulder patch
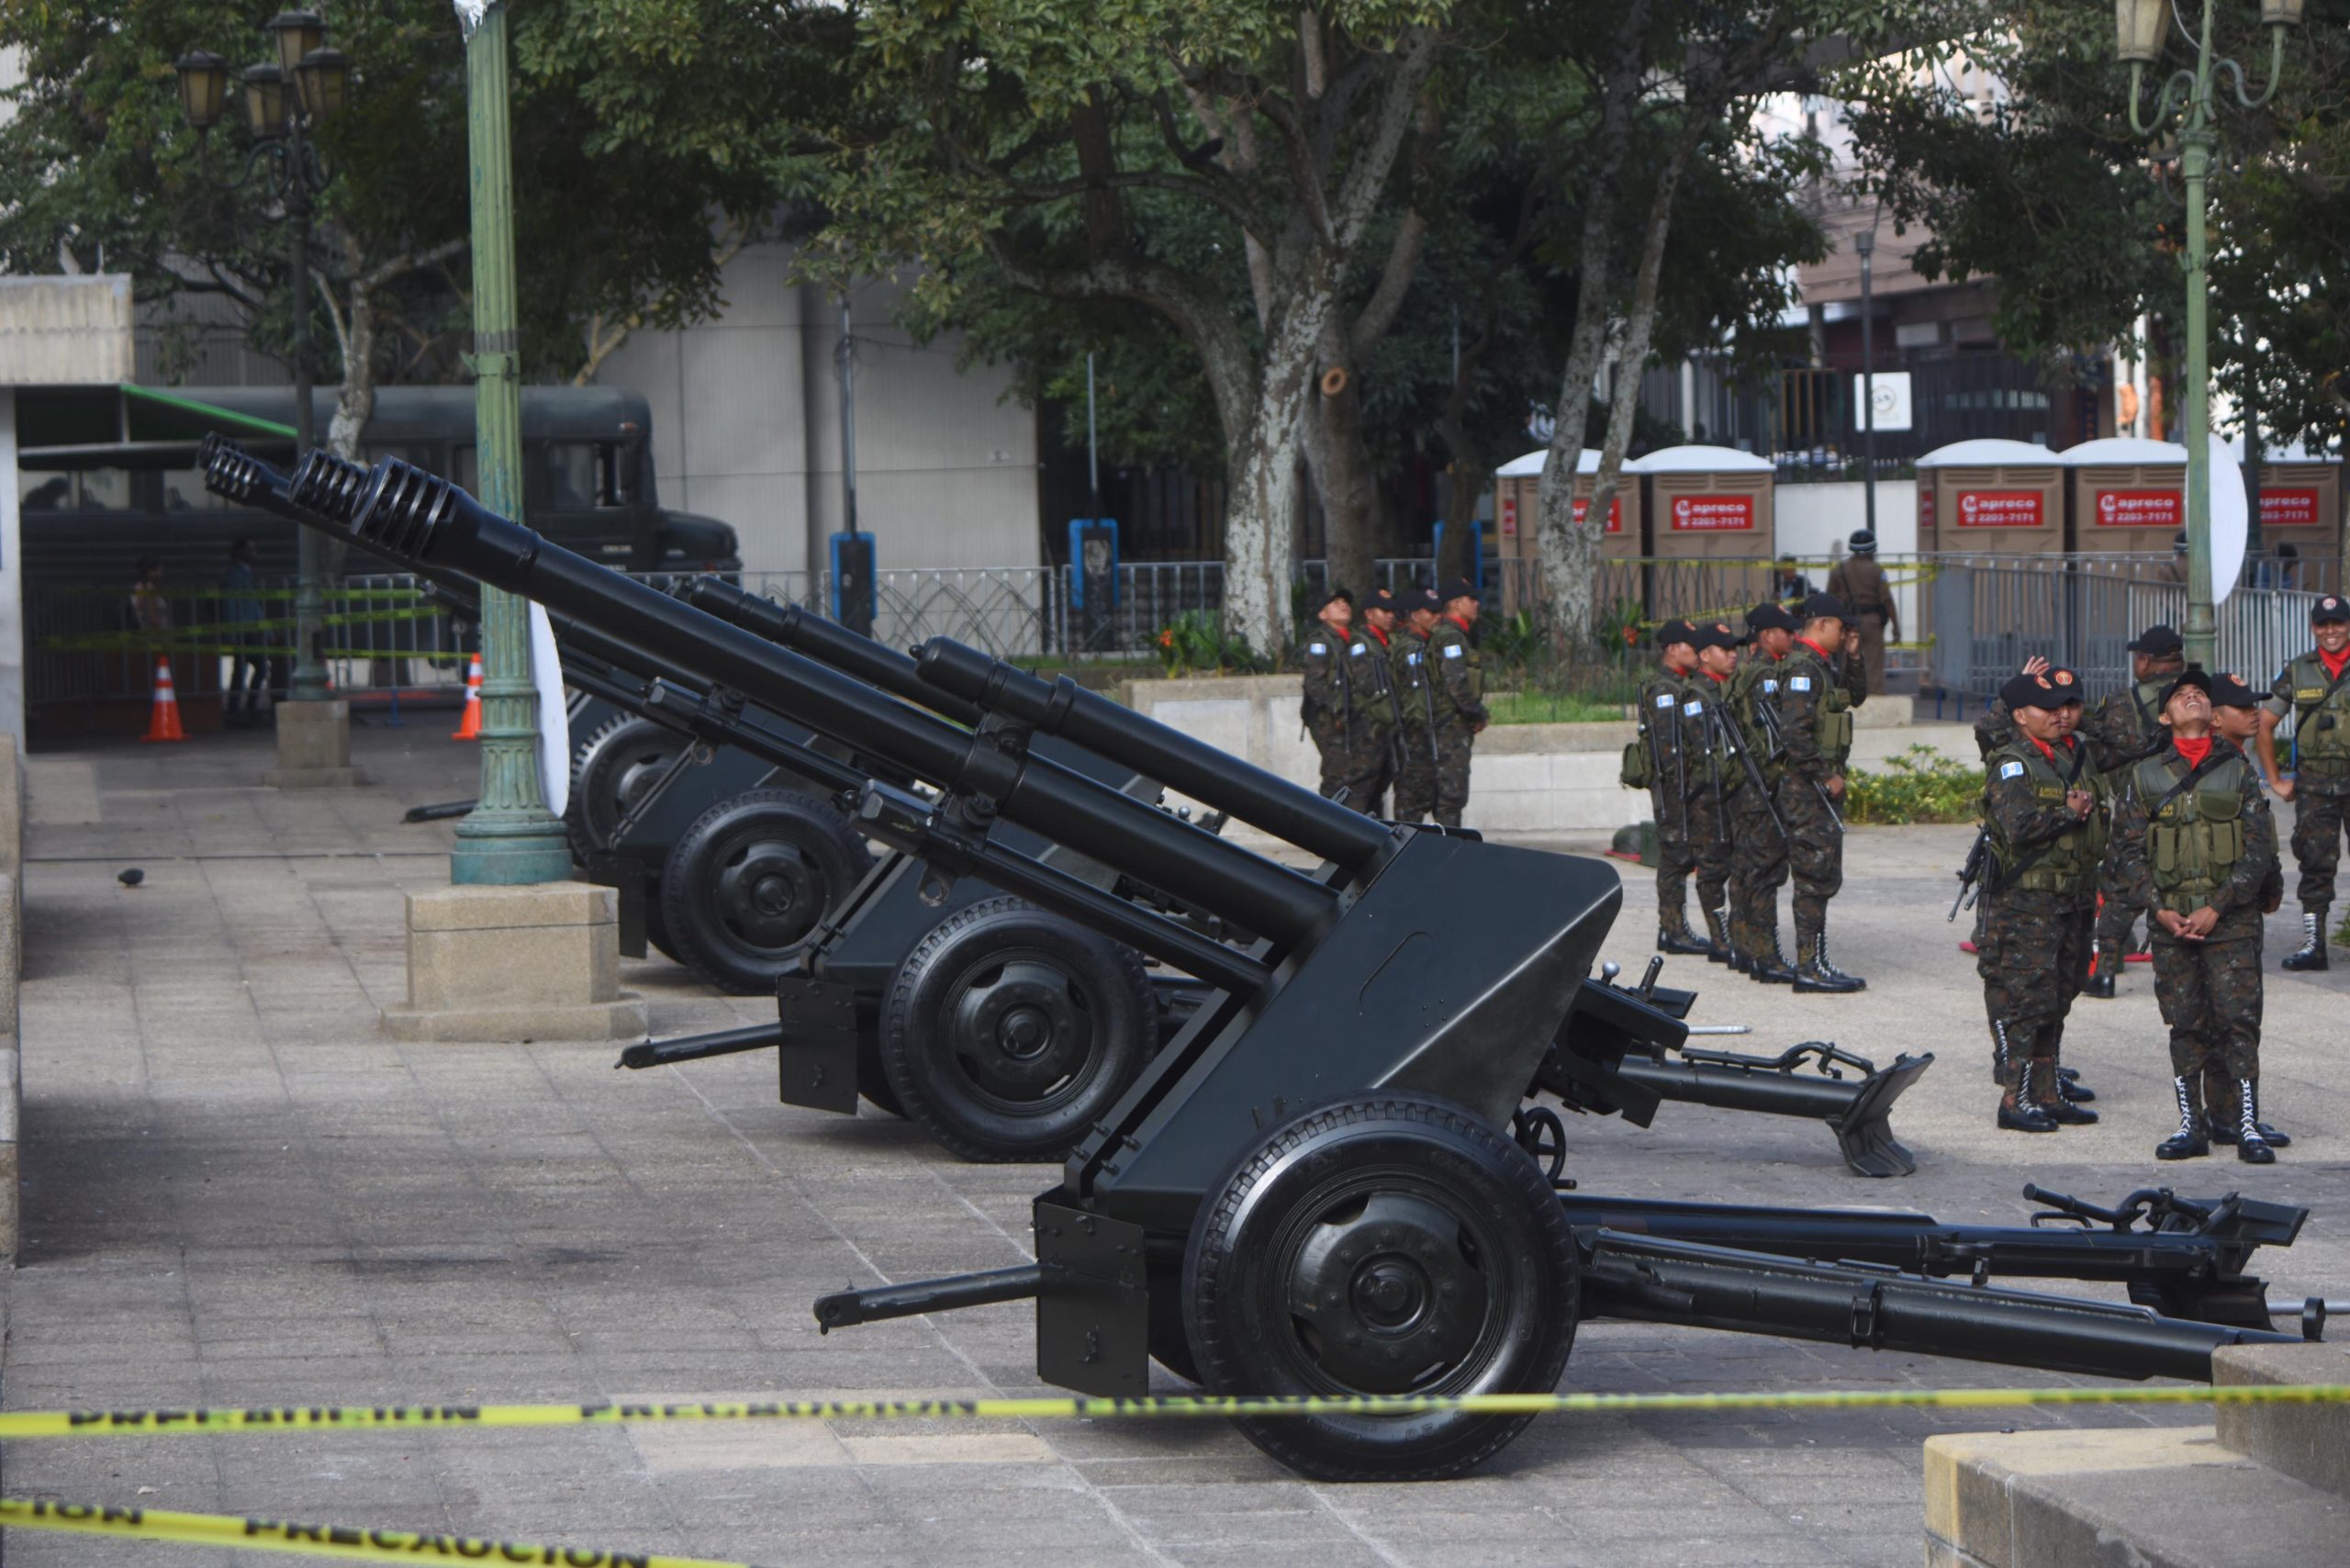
[1442,644,1463,658]
[1789,676,1813,692]
[1762,678,1779,693]
[1655,693,1675,708]
[1307,642,1326,655]
[2000,760,2024,779]
[1406,652,1423,666]
[1682,700,1703,716]
[1348,644,1367,656]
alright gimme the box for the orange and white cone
[141,655,187,744]
[451,654,483,741]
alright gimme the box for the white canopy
[1914,438,2058,469]
[2058,436,2188,467]
[1495,448,1601,477]
[1624,444,1774,475]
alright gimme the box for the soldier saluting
[2255,592,2350,970]
[1975,666,2103,1133]
[1299,586,1356,801]
[2113,667,2284,1164]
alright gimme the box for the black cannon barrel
[682,579,987,728]
[913,640,1393,872]
[341,457,1336,950]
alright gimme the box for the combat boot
[2054,1065,2096,1103]
[2282,909,2330,971]
[2043,1057,2098,1125]
[1747,927,1796,985]
[2208,1102,2292,1148]
[2083,947,2120,999]
[1792,928,1863,993]
[1701,906,1733,964]
[1658,904,1712,958]
[2233,1080,2277,1164]
[2155,1075,2210,1159]
[1997,1046,2057,1134]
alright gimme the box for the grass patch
[1485,690,1630,725]
[1843,745,1984,824]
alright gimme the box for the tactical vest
[1625,670,1684,790]
[1344,628,1396,734]
[1785,646,1854,768]
[2281,651,2350,777]
[1301,631,1345,729]
[2132,750,2253,913]
[1427,618,1483,722]
[1985,741,2104,896]
[1391,628,1435,732]
[1682,677,1742,788]
[1729,658,1787,785]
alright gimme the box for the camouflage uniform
[1770,636,1858,969]
[1683,671,1742,946]
[1300,629,1350,800]
[1725,651,1792,961]
[1976,734,2103,1104]
[1424,614,1488,829]
[1334,623,1402,817]
[1389,622,1440,823]
[2113,740,2277,1089]
[2082,675,2174,967]
[1636,666,1699,931]
[2267,650,2350,915]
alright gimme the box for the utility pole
[450,0,568,885]
[1856,228,1877,541]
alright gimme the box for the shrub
[1843,745,1984,825]
[1153,610,1266,678]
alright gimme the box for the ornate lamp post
[2118,0,2305,669]
[174,14,353,707]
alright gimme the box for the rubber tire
[567,717,688,862]
[658,788,871,994]
[1182,1093,1579,1482]
[880,897,1153,1163]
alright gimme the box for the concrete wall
[0,388,20,755]
[0,733,20,1259]
[597,250,1040,578]
[1775,477,1922,633]
[1120,675,1953,845]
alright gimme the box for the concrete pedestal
[264,700,368,790]
[381,883,647,1043]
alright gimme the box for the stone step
[2213,1338,2350,1501]
[1925,1425,2350,1568]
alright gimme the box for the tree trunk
[1533,0,1651,643]
[319,276,380,586]
[1310,319,1378,599]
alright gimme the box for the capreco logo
[2099,493,2118,520]
[1960,494,1978,518]
[1674,498,1691,521]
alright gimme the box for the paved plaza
[4,725,2346,1567]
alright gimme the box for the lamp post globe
[2116,0,2167,63]
[173,50,230,132]
[241,63,287,139]
[267,11,327,79]
[295,47,352,122]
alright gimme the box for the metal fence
[1926,558,2322,702]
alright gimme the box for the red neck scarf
[1703,667,1729,684]
[2321,645,2350,680]
[2028,735,2057,763]
[1446,614,1474,636]
[2174,734,2214,768]
[1363,622,1389,647]
[1796,635,1836,661]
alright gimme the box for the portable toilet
[2062,436,2191,556]
[1626,444,1775,619]
[1490,448,1643,612]
[2232,439,2344,593]
[1915,439,2067,556]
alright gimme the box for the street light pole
[284,107,329,702]
[450,0,569,885]
[2121,0,2302,670]
[1856,228,1877,541]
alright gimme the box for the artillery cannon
[205,445,2325,1484]
[207,438,1930,1174]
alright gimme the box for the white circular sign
[529,602,569,817]
[2205,433,2246,608]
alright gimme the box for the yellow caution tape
[0,1497,759,1567]
[4,1383,2347,1439]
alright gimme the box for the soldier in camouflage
[2080,624,2186,997]
[1635,620,1707,955]
[1724,602,1797,981]
[1334,588,1404,816]
[1423,577,1491,829]
[1683,621,1745,959]
[2208,672,2291,1148]
[1769,593,1866,991]
[1975,667,2104,1132]
[2113,667,2283,1164]
[2255,592,2350,970]
[1389,590,1443,823]
[1299,587,1356,801]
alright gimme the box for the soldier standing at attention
[1976,667,2103,1132]
[2207,673,2291,1148]
[1389,590,1442,823]
[1300,587,1355,801]
[2255,592,2350,970]
[1825,530,1898,695]
[2114,667,2283,1163]
[1337,588,1403,816]
[2080,624,2186,997]
[1684,622,1744,959]
[1424,577,1490,829]
[1639,621,1709,955]
[1726,603,1797,981]
[1772,593,1865,991]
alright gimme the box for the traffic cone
[451,654,483,741]
[141,655,187,744]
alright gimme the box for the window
[545,442,636,509]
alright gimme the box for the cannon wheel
[658,789,872,994]
[1182,1092,1579,1482]
[566,716,688,863]
[880,898,1153,1163]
